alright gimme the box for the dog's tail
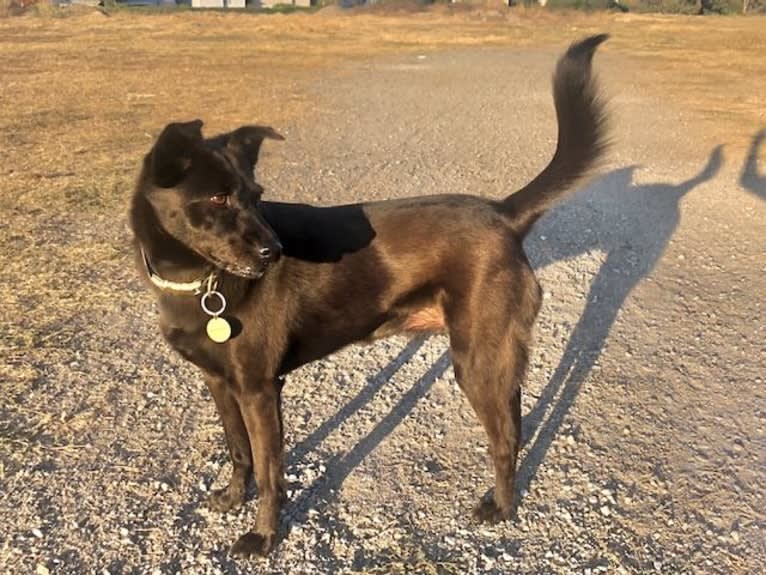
[501,34,610,237]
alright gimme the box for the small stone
[32,528,43,539]
[36,565,50,575]
[119,527,129,537]
[600,506,611,517]
[730,531,740,544]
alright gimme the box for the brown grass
[1,10,763,205]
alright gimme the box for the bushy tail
[501,34,610,237]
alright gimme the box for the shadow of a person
[740,129,766,200]
[518,145,724,491]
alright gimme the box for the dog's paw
[230,531,275,558]
[472,498,512,524]
[206,486,246,513]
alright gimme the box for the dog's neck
[140,245,216,294]
[130,191,213,288]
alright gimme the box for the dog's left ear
[226,126,285,175]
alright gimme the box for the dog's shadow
[517,145,723,492]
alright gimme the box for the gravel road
[2,45,764,574]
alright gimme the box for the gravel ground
[2,46,764,574]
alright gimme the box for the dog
[129,35,609,557]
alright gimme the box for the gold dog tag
[206,316,232,343]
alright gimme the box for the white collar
[140,247,216,295]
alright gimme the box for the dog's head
[139,119,284,279]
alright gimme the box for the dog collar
[141,247,216,295]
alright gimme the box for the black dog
[130,35,609,557]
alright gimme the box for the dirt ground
[1,6,764,574]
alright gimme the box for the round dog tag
[206,316,232,343]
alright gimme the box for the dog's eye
[210,194,229,207]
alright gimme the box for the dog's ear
[226,125,284,176]
[150,119,204,188]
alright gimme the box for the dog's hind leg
[447,263,540,523]
[204,374,253,513]
[450,343,527,522]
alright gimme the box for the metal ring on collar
[200,290,226,317]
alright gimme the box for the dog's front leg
[230,380,284,558]
[204,373,253,513]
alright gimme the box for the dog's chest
[158,301,230,376]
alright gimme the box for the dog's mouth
[205,253,268,280]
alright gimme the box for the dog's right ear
[227,125,285,176]
[149,119,204,188]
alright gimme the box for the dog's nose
[259,242,282,263]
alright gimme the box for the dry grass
[1,10,763,213]
[2,9,763,172]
